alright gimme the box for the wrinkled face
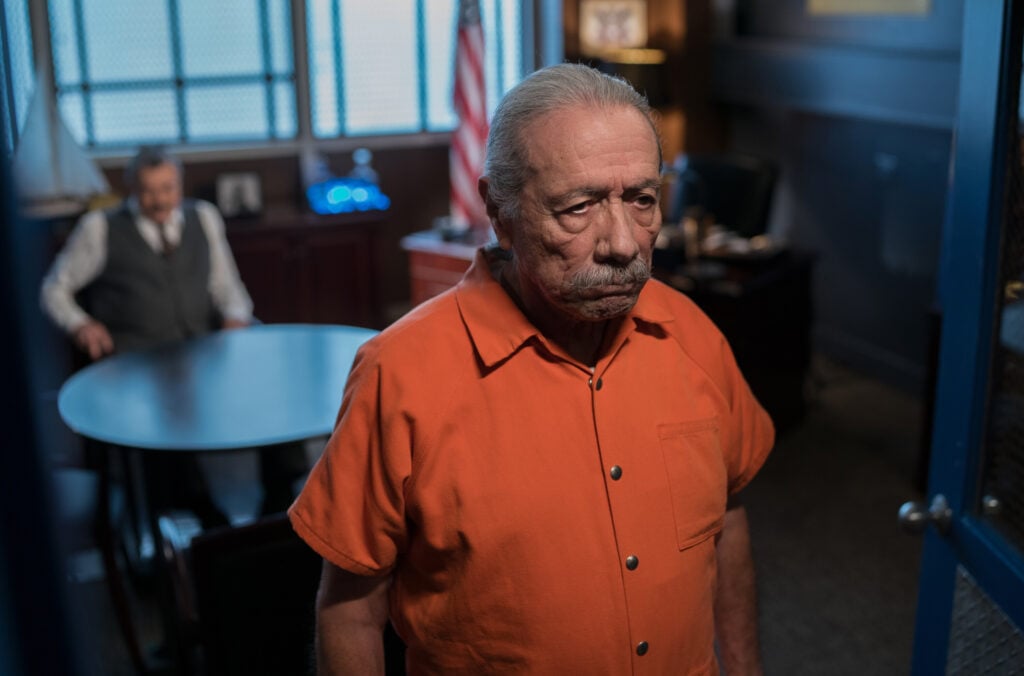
[135,162,183,225]
[497,104,662,322]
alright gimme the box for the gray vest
[81,200,214,352]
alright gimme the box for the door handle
[898,494,952,535]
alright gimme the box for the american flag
[450,0,489,232]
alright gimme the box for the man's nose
[596,201,640,263]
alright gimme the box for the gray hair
[124,145,183,191]
[483,63,661,226]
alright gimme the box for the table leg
[259,440,314,515]
[140,452,204,674]
[92,448,199,675]
[123,450,157,574]
[95,446,149,675]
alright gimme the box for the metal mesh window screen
[179,2,263,78]
[48,0,296,148]
[980,42,1024,554]
[1,0,35,152]
[306,0,523,139]
[47,0,524,148]
[341,0,421,136]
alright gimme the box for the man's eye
[633,194,658,209]
[566,201,591,215]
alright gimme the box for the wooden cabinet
[226,209,382,327]
[400,229,489,306]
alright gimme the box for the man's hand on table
[74,320,114,361]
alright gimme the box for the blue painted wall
[713,0,963,391]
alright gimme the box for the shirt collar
[455,247,540,368]
[455,246,677,369]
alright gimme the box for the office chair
[665,153,778,239]
[157,511,321,675]
[158,510,408,675]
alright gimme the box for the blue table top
[58,323,377,451]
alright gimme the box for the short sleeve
[289,340,411,575]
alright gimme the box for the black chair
[158,511,407,675]
[159,512,322,675]
[665,153,778,238]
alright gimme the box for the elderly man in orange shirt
[289,63,775,675]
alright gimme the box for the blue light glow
[307,178,391,214]
[327,185,352,203]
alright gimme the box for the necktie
[158,222,175,257]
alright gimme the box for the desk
[58,323,377,673]
[653,253,814,432]
[400,228,491,305]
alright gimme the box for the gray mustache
[569,258,650,290]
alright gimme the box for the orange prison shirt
[290,247,775,675]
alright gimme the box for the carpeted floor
[746,356,925,675]
[60,355,926,675]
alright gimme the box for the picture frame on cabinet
[216,172,262,219]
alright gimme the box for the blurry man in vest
[41,145,253,359]
[41,146,273,527]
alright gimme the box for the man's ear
[478,177,512,249]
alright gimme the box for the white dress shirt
[40,198,254,334]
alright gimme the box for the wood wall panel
[103,143,451,324]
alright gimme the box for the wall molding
[712,37,960,130]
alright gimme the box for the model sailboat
[11,69,109,217]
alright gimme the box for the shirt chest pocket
[658,418,728,551]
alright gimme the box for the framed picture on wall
[579,0,647,57]
[216,172,262,218]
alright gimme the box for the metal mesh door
[947,568,1024,675]
[946,13,1024,673]
[980,35,1024,558]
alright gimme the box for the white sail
[11,72,109,215]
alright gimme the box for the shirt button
[636,641,649,656]
[625,555,639,570]
[609,465,622,480]
[595,378,603,390]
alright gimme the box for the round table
[57,323,377,673]
[59,323,377,451]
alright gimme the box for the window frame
[22,0,559,162]
[48,0,297,149]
